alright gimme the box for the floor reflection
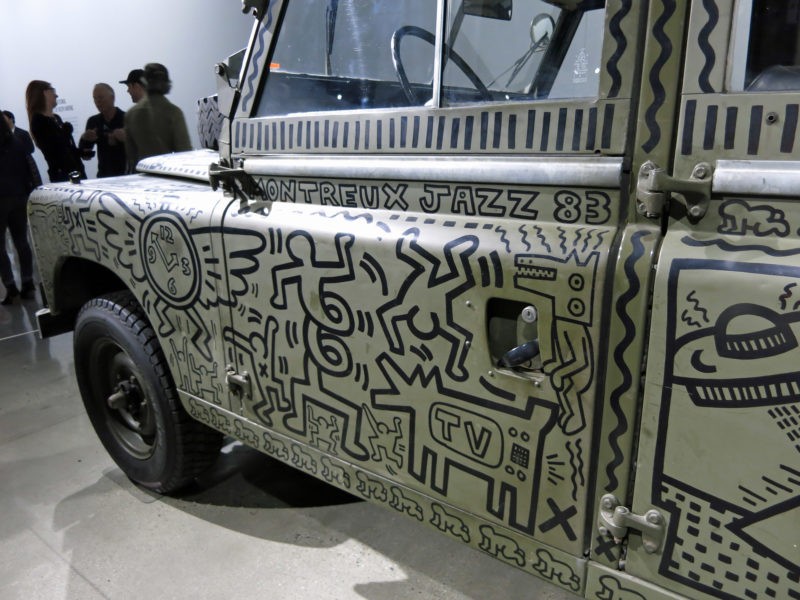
[166,440,359,509]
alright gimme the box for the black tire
[74,291,222,493]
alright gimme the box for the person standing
[124,63,192,172]
[119,68,147,105]
[0,113,36,304]
[78,83,127,177]
[25,80,86,183]
[2,110,34,155]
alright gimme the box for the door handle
[498,340,541,368]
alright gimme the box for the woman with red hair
[26,80,86,183]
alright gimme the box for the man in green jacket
[124,63,191,172]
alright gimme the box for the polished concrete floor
[0,282,580,600]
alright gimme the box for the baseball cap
[119,69,145,85]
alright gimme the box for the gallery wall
[0,0,254,179]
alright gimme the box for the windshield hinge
[597,494,665,554]
[209,162,271,215]
[242,0,270,20]
[636,161,712,221]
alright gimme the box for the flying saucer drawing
[672,303,800,408]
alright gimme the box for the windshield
[257,0,605,117]
[443,0,605,104]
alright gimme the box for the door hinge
[225,364,252,401]
[597,494,665,554]
[636,161,712,221]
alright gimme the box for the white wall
[0,0,254,179]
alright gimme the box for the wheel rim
[90,338,157,459]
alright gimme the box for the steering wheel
[391,25,492,105]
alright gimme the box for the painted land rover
[27,1,800,598]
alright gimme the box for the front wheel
[74,291,222,493]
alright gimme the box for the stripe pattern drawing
[681,99,799,158]
[233,102,626,156]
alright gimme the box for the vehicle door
[218,0,648,590]
[599,1,800,599]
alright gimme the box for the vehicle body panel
[622,2,800,598]
[26,1,800,598]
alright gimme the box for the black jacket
[30,113,86,182]
[0,133,33,197]
[78,109,127,177]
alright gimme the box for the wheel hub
[106,374,153,439]
[107,378,134,410]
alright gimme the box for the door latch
[225,365,252,401]
[636,161,712,221]
[597,494,665,554]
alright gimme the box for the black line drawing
[652,257,800,597]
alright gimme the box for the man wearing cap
[124,63,192,172]
[119,69,146,104]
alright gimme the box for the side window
[258,0,437,116]
[443,0,605,104]
[730,0,800,91]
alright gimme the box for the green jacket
[124,94,191,172]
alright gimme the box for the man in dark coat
[2,110,34,155]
